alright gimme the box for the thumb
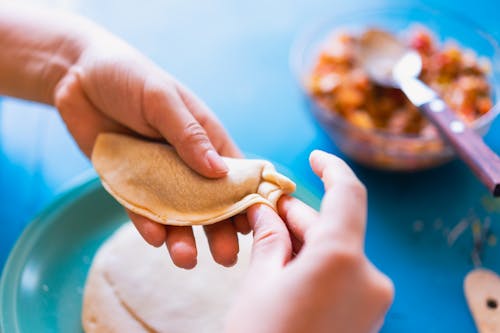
[247,204,292,273]
[142,78,228,178]
[308,150,367,249]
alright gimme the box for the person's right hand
[225,150,394,333]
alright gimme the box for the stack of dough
[83,133,296,332]
[82,224,252,333]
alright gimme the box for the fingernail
[206,149,228,175]
[310,149,325,159]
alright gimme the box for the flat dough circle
[82,223,252,333]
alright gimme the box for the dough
[91,133,295,226]
[82,223,252,333]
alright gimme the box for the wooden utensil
[464,269,500,332]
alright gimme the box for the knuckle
[142,79,175,122]
[254,225,284,246]
[252,217,288,253]
[339,179,367,201]
[54,72,79,113]
[370,273,395,308]
[141,77,169,111]
[145,80,172,101]
[178,121,209,147]
[379,276,395,304]
[320,245,362,270]
[253,230,289,258]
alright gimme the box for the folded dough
[82,223,253,333]
[91,133,295,226]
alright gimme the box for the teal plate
[0,172,320,333]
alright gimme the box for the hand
[50,16,248,268]
[225,150,394,333]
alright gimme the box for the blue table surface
[1,0,500,332]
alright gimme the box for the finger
[247,204,292,273]
[277,196,318,244]
[55,69,130,157]
[176,84,242,158]
[233,214,251,235]
[203,220,239,267]
[309,150,367,248]
[165,226,198,269]
[289,232,303,256]
[127,210,166,247]
[310,150,359,188]
[143,78,229,178]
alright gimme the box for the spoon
[358,29,500,197]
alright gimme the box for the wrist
[37,10,99,106]
[0,5,92,104]
[42,27,89,106]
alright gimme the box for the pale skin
[227,150,394,333]
[1,5,394,332]
[0,4,249,269]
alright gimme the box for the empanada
[91,133,295,226]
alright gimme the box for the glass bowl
[291,6,500,171]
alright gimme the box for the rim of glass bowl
[290,5,500,145]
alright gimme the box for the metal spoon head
[357,28,422,86]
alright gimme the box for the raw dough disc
[82,223,252,333]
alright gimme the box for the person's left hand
[52,21,250,269]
